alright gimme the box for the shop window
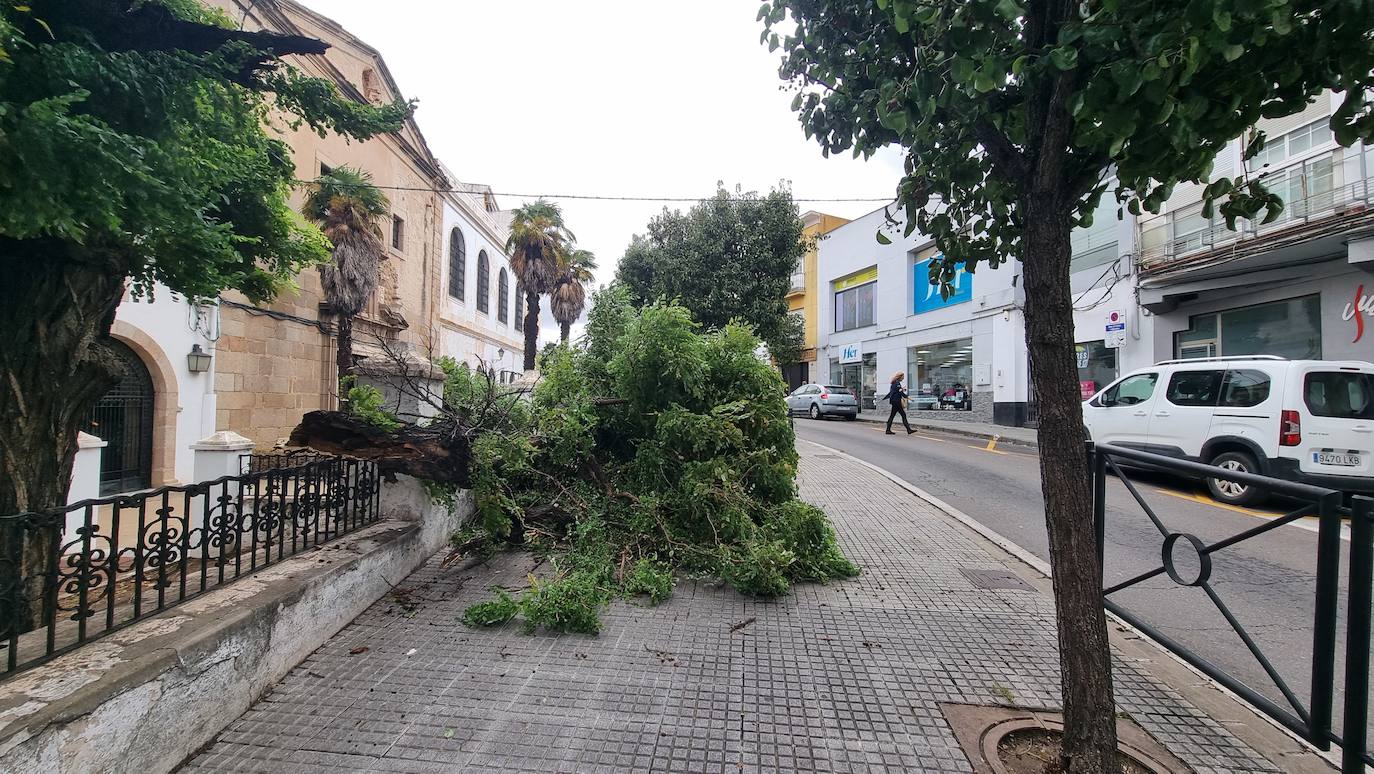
[1075,341,1117,399]
[1166,370,1224,407]
[908,339,974,411]
[1174,295,1321,360]
[830,354,878,410]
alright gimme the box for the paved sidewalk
[847,412,1039,446]
[185,445,1282,773]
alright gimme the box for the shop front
[830,343,877,411]
[907,338,974,411]
[1075,340,1118,400]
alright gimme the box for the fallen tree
[289,287,860,633]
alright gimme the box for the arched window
[447,228,465,300]
[514,282,525,332]
[497,269,509,323]
[476,251,490,314]
[85,339,154,495]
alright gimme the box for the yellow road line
[1152,488,1288,519]
[968,445,1009,455]
[985,435,1000,452]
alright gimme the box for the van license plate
[1315,452,1362,467]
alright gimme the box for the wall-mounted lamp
[187,344,212,373]
[497,347,506,360]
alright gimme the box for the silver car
[786,383,859,420]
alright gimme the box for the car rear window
[1305,372,1374,419]
[823,386,853,394]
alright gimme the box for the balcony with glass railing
[1136,147,1374,278]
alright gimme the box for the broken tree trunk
[288,410,473,487]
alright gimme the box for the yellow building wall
[795,213,851,367]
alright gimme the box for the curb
[799,438,1339,773]
[845,414,1040,449]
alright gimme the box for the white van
[1082,356,1374,505]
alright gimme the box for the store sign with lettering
[912,256,972,314]
[839,343,862,364]
[1344,284,1374,343]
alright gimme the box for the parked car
[1082,356,1374,505]
[786,383,859,420]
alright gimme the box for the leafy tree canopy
[0,0,413,301]
[763,0,1374,285]
[616,187,809,362]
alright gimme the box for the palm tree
[506,199,572,371]
[303,166,390,386]
[550,248,597,344]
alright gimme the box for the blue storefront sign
[913,256,972,314]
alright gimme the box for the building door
[84,340,154,495]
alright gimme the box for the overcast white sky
[299,0,904,341]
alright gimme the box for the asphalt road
[794,416,1370,744]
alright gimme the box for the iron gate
[84,340,154,495]
[1090,442,1372,772]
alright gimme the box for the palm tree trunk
[336,314,354,386]
[522,287,540,371]
[559,321,571,344]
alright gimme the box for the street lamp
[187,344,212,373]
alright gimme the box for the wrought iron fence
[0,454,380,679]
[1090,443,1372,772]
[240,448,325,474]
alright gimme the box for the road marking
[1153,487,1316,521]
[984,435,1000,452]
[968,445,1009,455]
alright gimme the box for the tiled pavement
[183,443,1278,773]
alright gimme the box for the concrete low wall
[0,476,468,774]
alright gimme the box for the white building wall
[817,200,1146,426]
[438,188,525,379]
[111,289,220,484]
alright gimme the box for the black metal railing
[0,454,380,679]
[1089,443,1372,772]
[240,448,325,474]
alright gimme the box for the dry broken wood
[288,410,472,486]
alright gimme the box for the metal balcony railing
[1136,178,1374,276]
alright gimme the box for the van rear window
[1304,372,1374,419]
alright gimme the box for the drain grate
[960,568,1034,591]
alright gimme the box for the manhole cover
[960,568,1034,591]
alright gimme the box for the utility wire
[291,179,894,204]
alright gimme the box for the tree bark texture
[559,321,571,344]
[289,410,472,488]
[1020,197,1119,773]
[336,313,354,383]
[522,287,540,371]
[0,240,127,633]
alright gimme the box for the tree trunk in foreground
[289,410,472,487]
[1020,197,1119,773]
[0,240,126,633]
[522,287,540,371]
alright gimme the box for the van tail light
[1280,410,1302,447]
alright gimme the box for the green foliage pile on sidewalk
[449,286,858,634]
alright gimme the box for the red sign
[1344,284,1374,343]
[1080,380,1097,400]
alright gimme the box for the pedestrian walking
[885,372,916,435]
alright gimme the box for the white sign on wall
[839,343,863,364]
[1104,309,1127,349]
